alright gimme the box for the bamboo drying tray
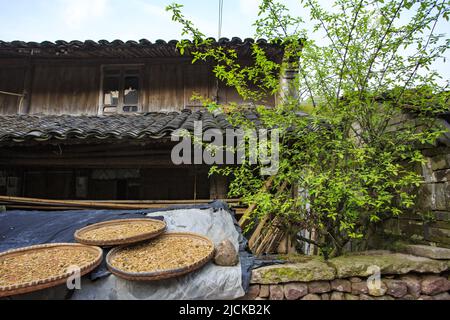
[106,232,215,281]
[0,243,103,298]
[74,218,167,246]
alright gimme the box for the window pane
[123,106,138,112]
[103,76,119,106]
[124,76,139,106]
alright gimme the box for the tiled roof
[0,38,284,59]
[0,110,236,144]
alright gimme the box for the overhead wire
[218,0,224,39]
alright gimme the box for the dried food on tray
[74,218,166,246]
[0,243,102,297]
[107,232,215,281]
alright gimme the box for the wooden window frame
[98,64,144,115]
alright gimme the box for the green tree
[167,0,450,258]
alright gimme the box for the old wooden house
[0,38,284,204]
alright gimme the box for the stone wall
[373,115,449,249]
[379,146,450,249]
[241,250,450,300]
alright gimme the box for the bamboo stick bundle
[238,177,274,227]
[248,214,271,249]
[248,180,288,252]
[253,215,289,255]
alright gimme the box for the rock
[360,294,375,300]
[344,293,359,300]
[427,227,450,246]
[240,285,260,300]
[308,281,331,294]
[321,293,330,300]
[432,292,450,300]
[418,295,434,300]
[418,183,448,211]
[269,285,284,300]
[301,294,321,300]
[417,184,434,211]
[367,281,387,297]
[435,183,450,211]
[254,297,267,300]
[403,245,450,260]
[213,239,239,266]
[431,154,450,171]
[384,279,408,298]
[401,294,416,300]
[283,283,308,300]
[259,285,270,298]
[251,256,336,284]
[349,277,362,283]
[331,279,352,293]
[374,295,395,300]
[421,275,450,295]
[329,252,447,278]
[351,282,369,295]
[435,211,450,221]
[330,291,345,300]
[399,275,422,298]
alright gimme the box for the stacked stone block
[240,251,450,300]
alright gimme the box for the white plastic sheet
[71,207,245,300]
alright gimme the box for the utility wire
[218,0,224,39]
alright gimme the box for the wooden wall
[0,58,275,115]
[29,64,100,114]
[0,65,26,114]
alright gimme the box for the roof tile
[0,110,241,144]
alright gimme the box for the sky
[0,0,448,82]
[0,0,260,41]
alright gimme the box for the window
[101,66,142,114]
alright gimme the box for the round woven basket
[0,243,103,298]
[74,218,167,246]
[106,232,215,281]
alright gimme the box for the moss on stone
[251,256,336,284]
[329,252,448,278]
[276,254,325,264]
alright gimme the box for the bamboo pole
[248,214,271,249]
[3,205,80,211]
[0,195,242,211]
[238,176,274,227]
[68,199,241,204]
[0,90,25,97]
